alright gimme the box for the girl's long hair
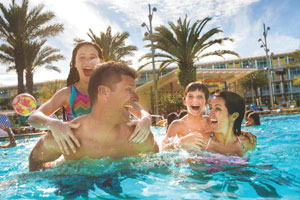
[62,41,103,121]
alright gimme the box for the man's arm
[29,132,62,172]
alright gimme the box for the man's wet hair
[184,82,209,102]
[88,61,138,106]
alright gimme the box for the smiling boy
[162,82,211,151]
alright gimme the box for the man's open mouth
[124,104,133,111]
[211,119,218,125]
[191,105,200,111]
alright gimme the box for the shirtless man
[29,62,158,171]
[162,82,210,151]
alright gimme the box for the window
[242,61,249,68]
[290,68,300,79]
[214,64,226,69]
[285,56,294,65]
[257,59,267,69]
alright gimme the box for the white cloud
[1,0,299,87]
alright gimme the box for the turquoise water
[0,114,299,199]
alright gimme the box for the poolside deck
[0,132,46,142]
[257,107,300,116]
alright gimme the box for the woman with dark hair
[245,110,261,126]
[203,91,256,157]
[28,42,152,155]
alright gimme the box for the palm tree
[1,39,64,94]
[0,0,63,94]
[238,70,268,102]
[139,17,239,88]
[23,40,64,94]
[75,26,137,64]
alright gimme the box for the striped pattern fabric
[0,115,13,128]
[65,85,91,121]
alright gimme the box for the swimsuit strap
[204,132,215,151]
[69,85,78,119]
[236,136,246,152]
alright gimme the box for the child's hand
[179,132,205,150]
[49,120,81,155]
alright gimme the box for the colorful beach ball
[12,93,37,116]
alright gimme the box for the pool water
[0,114,299,199]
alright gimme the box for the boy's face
[183,90,206,117]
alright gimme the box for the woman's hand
[179,132,205,151]
[48,120,81,155]
[241,130,257,144]
[127,115,151,144]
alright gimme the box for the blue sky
[0,0,299,86]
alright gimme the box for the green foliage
[288,50,300,67]
[238,70,268,97]
[38,80,66,104]
[3,39,64,94]
[75,26,137,64]
[158,93,183,115]
[177,67,197,88]
[0,97,13,110]
[0,0,64,94]
[294,75,300,86]
[139,16,239,89]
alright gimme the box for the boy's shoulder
[171,117,186,126]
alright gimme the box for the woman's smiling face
[209,96,230,133]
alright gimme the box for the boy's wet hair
[66,41,103,86]
[184,82,209,102]
[88,61,138,106]
[214,91,245,136]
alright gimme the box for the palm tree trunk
[254,87,259,102]
[281,72,287,102]
[15,47,25,94]
[25,70,34,95]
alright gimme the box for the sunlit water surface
[0,114,299,199]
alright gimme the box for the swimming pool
[0,114,299,199]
